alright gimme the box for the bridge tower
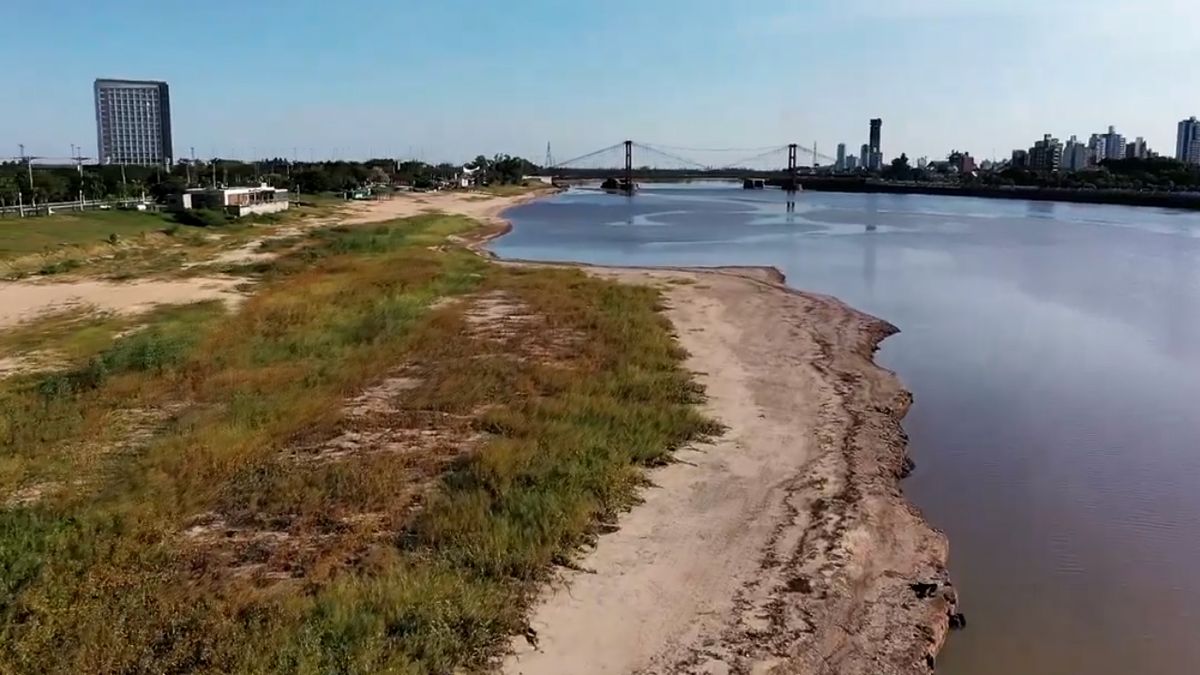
[787,143,799,191]
[624,140,633,192]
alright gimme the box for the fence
[0,197,152,218]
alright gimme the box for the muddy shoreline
[477,202,958,673]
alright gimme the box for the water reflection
[862,226,877,292]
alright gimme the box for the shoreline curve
[474,195,958,673]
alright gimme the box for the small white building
[458,165,480,189]
[176,184,289,217]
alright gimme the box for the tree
[31,172,69,202]
[886,153,913,180]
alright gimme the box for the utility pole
[70,145,89,209]
[19,144,35,191]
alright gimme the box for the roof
[95,78,169,87]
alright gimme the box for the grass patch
[0,211,176,260]
[0,213,714,673]
[0,307,126,363]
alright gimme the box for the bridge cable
[719,145,792,170]
[637,142,785,154]
[630,142,711,170]
[548,142,627,170]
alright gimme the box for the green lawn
[0,213,716,674]
[0,211,175,260]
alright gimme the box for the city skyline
[1,0,1197,163]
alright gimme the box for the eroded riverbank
[487,260,958,672]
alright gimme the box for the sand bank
[471,198,958,674]
[503,267,957,674]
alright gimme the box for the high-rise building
[846,155,857,170]
[836,143,847,171]
[860,143,870,170]
[1178,117,1200,165]
[1124,137,1148,160]
[1087,134,1107,166]
[1093,126,1125,161]
[1062,135,1089,171]
[1028,134,1063,171]
[94,78,173,167]
[868,118,882,171]
[1011,149,1029,168]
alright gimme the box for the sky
[1,0,1197,165]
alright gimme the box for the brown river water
[494,183,1200,675]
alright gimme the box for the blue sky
[1,0,1196,164]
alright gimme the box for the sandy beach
[498,266,957,674]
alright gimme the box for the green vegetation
[0,211,177,260]
[0,194,352,280]
[0,307,128,362]
[0,213,713,673]
[983,157,1200,191]
[1,154,542,209]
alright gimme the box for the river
[493,182,1200,675]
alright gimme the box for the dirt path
[502,268,957,675]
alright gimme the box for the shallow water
[494,183,1200,675]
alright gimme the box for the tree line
[878,154,1200,191]
[0,153,541,206]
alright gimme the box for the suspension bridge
[544,140,839,190]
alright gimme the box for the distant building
[860,143,871,170]
[1062,136,1089,171]
[917,156,928,170]
[959,153,977,174]
[836,143,847,171]
[868,118,882,171]
[1096,126,1125,161]
[845,154,857,170]
[1125,137,1148,160]
[1011,149,1029,168]
[174,184,289,217]
[979,159,994,171]
[1087,134,1108,166]
[94,78,173,167]
[1029,134,1063,171]
[1178,117,1200,165]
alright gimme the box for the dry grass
[0,212,716,674]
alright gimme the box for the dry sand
[500,266,957,675]
[339,189,552,226]
[0,277,246,331]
